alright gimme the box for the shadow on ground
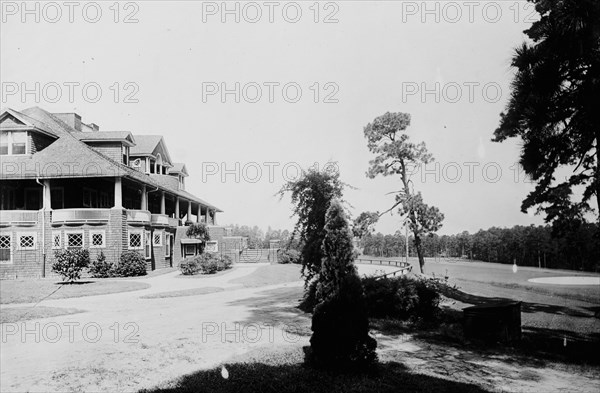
[224,286,311,335]
[140,360,489,393]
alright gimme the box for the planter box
[463,301,521,343]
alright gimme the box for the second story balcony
[52,209,110,225]
[0,210,39,227]
[151,213,170,227]
[126,209,151,225]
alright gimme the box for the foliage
[315,200,359,302]
[180,253,233,275]
[298,278,319,313]
[360,223,600,272]
[306,199,377,370]
[363,112,444,273]
[361,275,443,322]
[52,249,90,282]
[88,251,114,278]
[277,249,301,264]
[114,251,147,277]
[186,223,211,253]
[307,274,378,371]
[277,167,346,283]
[352,211,380,240]
[494,0,600,223]
[180,259,199,275]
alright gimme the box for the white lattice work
[52,233,61,249]
[67,233,83,248]
[91,232,104,247]
[19,235,35,249]
[129,233,142,249]
[153,232,161,246]
[0,235,10,249]
[0,235,10,263]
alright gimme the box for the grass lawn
[228,264,302,287]
[0,306,85,323]
[0,279,150,304]
[142,347,487,393]
[140,287,224,299]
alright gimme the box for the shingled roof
[73,131,135,146]
[0,107,222,212]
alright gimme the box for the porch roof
[180,239,202,244]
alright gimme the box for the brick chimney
[53,113,82,131]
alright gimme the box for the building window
[0,187,15,210]
[122,145,129,165]
[0,234,12,264]
[18,233,37,250]
[50,188,64,209]
[129,231,143,250]
[11,131,26,154]
[66,232,84,249]
[0,131,28,155]
[205,241,218,253]
[90,230,106,248]
[52,231,62,249]
[184,244,195,257]
[99,192,111,208]
[0,132,8,155]
[165,233,171,257]
[145,230,151,258]
[153,231,162,247]
[82,188,98,208]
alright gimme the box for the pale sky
[1,1,563,235]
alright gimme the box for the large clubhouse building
[0,106,231,278]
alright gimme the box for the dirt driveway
[1,263,598,393]
[0,264,310,392]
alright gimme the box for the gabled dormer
[76,131,135,165]
[168,163,189,190]
[0,109,58,156]
[129,135,174,175]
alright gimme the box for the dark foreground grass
[141,348,489,393]
[0,306,85,323]
[0,279,150,304]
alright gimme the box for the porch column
[42,180,51,209]
[196,204,201,223]
[160,191,166,214]
[212,211,216,225]
[141,184,147,210]
[114,177,122,208]
[187,201,192,222]
[175,197,180,218]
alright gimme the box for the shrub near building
[52,249,91,283]
[180,254,232,275]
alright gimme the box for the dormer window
[0,131,28,155]
[122,145,129,165]
[155,153,162,175]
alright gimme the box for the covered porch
[0,177,218,227]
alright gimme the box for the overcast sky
[1,1,556,235]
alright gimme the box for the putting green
[528,276,600,285]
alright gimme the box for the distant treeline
[360,224,600,272]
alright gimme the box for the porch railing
[126,209,151,224]
[52,209,110,224]
[151,214,170,227]
[168,217,181,227]
[0,210,39,226]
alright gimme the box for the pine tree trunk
[414,231,425,274]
